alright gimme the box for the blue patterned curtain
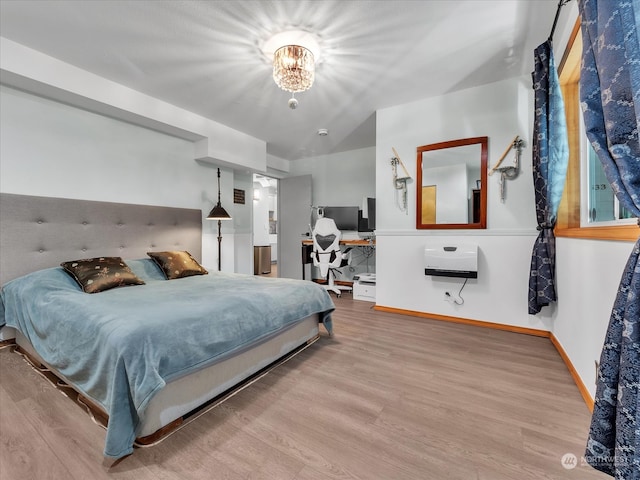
[528,41,569,315]
[579,0,640,478]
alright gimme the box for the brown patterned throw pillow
[147,251,208,280]
[60,257,145,293]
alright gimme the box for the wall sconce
[488,135,524,202]
[391,147,413,214]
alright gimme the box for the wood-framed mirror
[416,136,488,229]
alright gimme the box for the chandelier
[273,45,315,93]
[263,30,320,108]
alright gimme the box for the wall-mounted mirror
[416,136,488,229]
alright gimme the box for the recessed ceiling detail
[0,1,564,161]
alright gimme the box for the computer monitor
[367,197,376,230]
[321,206,359,231]
[358,210,372,232]
[358,198,376,232]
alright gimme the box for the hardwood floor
[258,262,278,278]
[0,295,608,479]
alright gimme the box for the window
[583,140,634,225]
[555,18,637,241]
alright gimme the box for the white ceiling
[0,0,562,161]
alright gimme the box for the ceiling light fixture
[262,31,320,108]
[274,45,314,92]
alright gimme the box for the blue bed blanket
[0,259,334,459]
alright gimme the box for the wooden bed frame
[0,193,322,455]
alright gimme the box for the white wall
[1,38,267,173]
[376,76,546,328]
[233,172,253,275]
[375,73,633,401]
[554,239,635,398]
[289,146,376,208]
[0,85,236,272]
[378,76,536,233]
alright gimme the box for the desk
[301,239,375,280]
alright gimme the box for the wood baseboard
[373,305,550,337]
[550,333,594,412]
[374,304,594,411]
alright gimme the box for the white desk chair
[311,217,352,297]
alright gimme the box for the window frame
[555,18,637,242]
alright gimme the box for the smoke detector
[317,128,329,136]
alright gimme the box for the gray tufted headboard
[0,193,203,286]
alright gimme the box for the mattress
[14,315,320,443]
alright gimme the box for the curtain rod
[548,0,572,43]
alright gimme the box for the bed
[0,193,335,460]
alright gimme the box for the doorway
[252,174,278,277]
